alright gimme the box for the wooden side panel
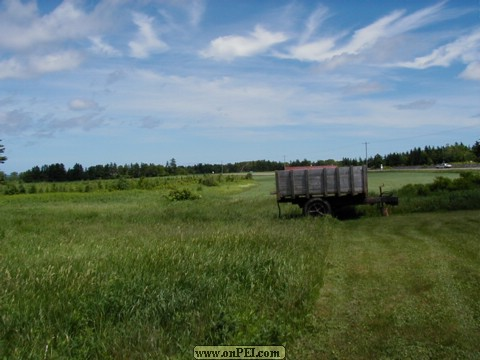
[275,165,368,199]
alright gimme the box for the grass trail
[291,211,480,359]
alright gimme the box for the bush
[396,172,480,214]
[199,175,220,187]
[429,176,453,192]
[399,172,480,197]
[452,172,480,190]
[398,183,430,197]
[4,183,19,195]
[115,177,131,191]
[166,188,201,201]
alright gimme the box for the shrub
[115,177,131,191]
[452,172,480,190]
[396,171,480,214]
[166,188,201,201]
[429,176,453,192]
[398,183,430,197]
[4,183,19,195]
[199,175,220,187]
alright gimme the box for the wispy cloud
[139,116,163,129]
[129,12,168,59]
[186,0,205,27]
[30,51,83,74]
[51,113,108,132]
[396,29,480,77]
[0,109,35,135]
[0,0,106,51]
[89,36,121,57]
[342,81,386,96]
[460,61,480,81]
[68,99,102,112]
[0,58,24,79]
[277,1,450,67]
[299,4,329,44]
[0,51,83,79]
[200,25,288,61]
[395,99,436,110]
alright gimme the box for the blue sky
[1,0,479,173]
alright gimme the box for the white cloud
[0,109,35,135]
[201,25,289,61]
[0,51,83,79]
[277,9,405,63]
[129,12,168,59]
[29,51,83,74]
[386,1,447,36]
[54,114,107,131]
[460,62,480,81]
[0,0,106,51]
[342,81,385,95]
[89,36,121,57]
[278,2,450,66]
[395,99,436,110]
[342,10,405,56]
[299,4,329,44]
[186,0,205,27]
[68,99,102,112]
[397,29,480,72]
[0,57,25,79]
[279,37,337,62]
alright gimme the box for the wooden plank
[289,170,295,198]
[364,165,368,193]
[304,170,310,197]
[323,168,328,196]
[335,167,341,196]
[349,166,355,195]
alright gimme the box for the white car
[436,163,452,168]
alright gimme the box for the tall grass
[0,178,333,358]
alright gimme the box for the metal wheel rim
[306,200,330,216]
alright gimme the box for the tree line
[12,141,480,183]
[343,142,480,168]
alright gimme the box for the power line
[363,142,369,166]
[281,122,480,162]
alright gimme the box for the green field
[367,169,461,190]
[1,171,479,359]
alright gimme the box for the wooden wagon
[275,165,398,216]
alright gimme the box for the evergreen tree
[0,140,6,164]
[472,140,480,161]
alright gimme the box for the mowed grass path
[1,172,479,359]
[291,210,480,359]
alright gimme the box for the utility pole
[363,142,369,168]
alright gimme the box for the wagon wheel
[304,198,331,217]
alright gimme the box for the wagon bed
[275,165,398,216]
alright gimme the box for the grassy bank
[1,172,479,358]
